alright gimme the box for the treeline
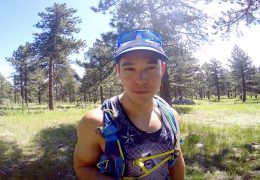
[1,1,260,109]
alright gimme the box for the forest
[1,0,260,179]
[0,1,259,110]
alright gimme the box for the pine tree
[0,74,12,104]
[229,45,254,102]
[6,43,32,107]
[33,3,85,110]
[92,0,208,104]
[82,38,114,103]
[207,58,225,101]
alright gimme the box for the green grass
[0,103,98,179]
[176,98,260,126]
[0,99,260,179]
[176,98,260,179]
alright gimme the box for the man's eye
[147,66,156,70]
[125,67,135,71]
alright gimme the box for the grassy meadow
[177,98,260,179]
[0,98,260,179]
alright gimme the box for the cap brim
[113,46,169,62]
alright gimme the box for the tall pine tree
[229,45,253,102]
[92,0,208,104]
[33,3,85,110]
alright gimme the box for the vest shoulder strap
[154,95,178,134]
[154,95,180,167]
[96,99,125,180]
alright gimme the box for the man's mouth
[132,90,150,94]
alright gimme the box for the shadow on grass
[1,106,48,116]
[0,138,23,176]
[243,101,260,104]
[174,106,193,114]
[1,124,78,180]
[2,106,48,111]
[183,132,260,179]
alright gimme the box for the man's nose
[135,71,148,84]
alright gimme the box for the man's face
[116,50,165,104]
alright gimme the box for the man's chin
[129,93,155,104]
[132,90,151,95]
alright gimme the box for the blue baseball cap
[114,30,169,62]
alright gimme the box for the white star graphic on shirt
[122,131,135,144]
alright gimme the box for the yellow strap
[117,140,125,160]
[122,177,136,180]
[97,160,109,169]
[139,155,172,178]
[117,139,125,176]
[134,149,175,163]
[133,149,175,174]
[123,154,174,179]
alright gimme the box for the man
[74,29,185,179]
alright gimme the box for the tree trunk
[83,91,86,102]
[207,90,210,100]
[38,89,42,105]
[61,87,65,102]
[13,76,17,104]
[55,85,58,101]
[199,89,203,99]
[24,71,28,107]
[20,68,24,108]
[0,82,3,104]
[25,88,28,107]
[173,88,177,99]
[14,90,17,104]
[69,91,72,103]
[177,87,182,98]
[48,58,54,110]
[242,76,246,102]
[160,71,171,105]
[216,81,220,102]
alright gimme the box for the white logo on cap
[136,32,142,40]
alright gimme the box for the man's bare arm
[169,150,185,180]
[74,108,113,180]
[169,109,185,179]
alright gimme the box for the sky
[0,0,259,81]
[192,1,260,67]
[0,0,112,80]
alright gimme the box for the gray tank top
[109,96,177,179]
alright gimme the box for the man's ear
[161,62,166,75]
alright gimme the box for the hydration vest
[96,96,180,180]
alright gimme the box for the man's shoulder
[78,107,103,131]
[78,96,119,129]
[82,107,103,120]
